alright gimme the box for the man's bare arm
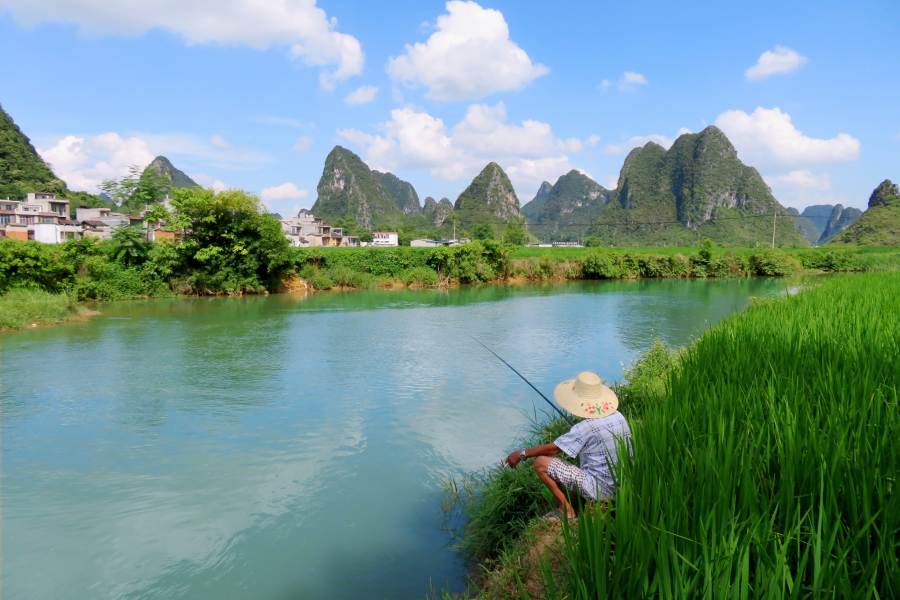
[505,443,561,469]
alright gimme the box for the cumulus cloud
[260,182,308,201]
[386,0,549,101]
[211,180,229,192]
[36,131,272,192]
[0,0,363,88]
[766,170,832,191]
[38,133,155,192]
[292,135,314,153]
[210,134,232,149]
[344,85,378,105]
[598,71,648,92]
[745,46,808,81]
[600,127,691,155]
[336,101,592,192]
[715,107,860,169]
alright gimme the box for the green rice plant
[542,272,900,599]
[0,288,82,331]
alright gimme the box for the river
[1,277,794,599]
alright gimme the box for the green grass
[542,273,900,599]
[0,288,83,331]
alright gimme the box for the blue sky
[1,0,897,216]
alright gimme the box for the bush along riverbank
[438,272,900,599]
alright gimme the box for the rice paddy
[542,272,900,599]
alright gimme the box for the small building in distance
[410,239,443,247]
[280,209,358,247]
[372,231,399,247]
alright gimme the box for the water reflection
[2,277,801,599]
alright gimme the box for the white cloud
[38,133,155,192]
[600,127,691,155]
[766,170,832,191]
[260,182,308,201]
[36,130,273,193]
[715,107,860,169]
[1,0,363,88]
[189,173,214,185]
[344,85,378,105]
[745,45,808,81]
[599,71,648,92]
[292,135,314,153]
[210,134,232,149]
[386,0,549,101]
[605,175,618,190]
[336,102,592,193]
[211,180,229,192]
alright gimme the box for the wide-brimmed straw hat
[554,372,618,419]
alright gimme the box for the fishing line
[470,335,574,426]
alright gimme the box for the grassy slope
[0,289,83,331]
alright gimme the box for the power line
[444,212,830,228]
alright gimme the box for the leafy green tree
[169,187,291,293]
[503,222,528,246]
[100,165,171,212]
[144,203,172,224]
[110,226,151,267]
[473,223,495,241]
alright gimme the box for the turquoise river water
[1,277,796,599]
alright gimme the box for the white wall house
[372,231,399,247]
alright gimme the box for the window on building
[42,217,55,224]
[0,215,9,225]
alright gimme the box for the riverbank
[439,272,900,599]
[0,289,86,332]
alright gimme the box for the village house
[279,209,358,248]
[0,193,82,242]
[371,231,399,247]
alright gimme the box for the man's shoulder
[586,412,631,435]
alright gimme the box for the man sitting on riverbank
[505,372,632,520]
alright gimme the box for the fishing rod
[471,335,574,426]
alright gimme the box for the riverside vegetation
[2,184,899,331]
[437,272,900,599]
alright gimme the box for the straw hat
[554,372,618,419]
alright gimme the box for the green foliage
[829,203,900,247]
[584,236,606,248]
[309,273,334,289]
[101,165,171,212]
[527,171,611,242]
[110,225,151,266]
[453,162,522,225]
[503,222,528,246]
[473,223,496,240]
[170,187,292,293]
[399,266,438,286]
[543,272,900,599]
[616,339,682,420]
[0,288,81,331]
[0,239,76,293]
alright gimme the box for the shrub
[400,266,438,286]
[0,289,81,331]
[309,273,334,289]
[747,247,796,275]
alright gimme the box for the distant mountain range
[789,205,862,245]
[829,180,900,246]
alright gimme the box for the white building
[410,238,443,247]
[75,207,130,227]
[372,231,399,247]
[1,193,80,241]
[279,209,358,247]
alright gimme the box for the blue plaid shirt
[554,412,632,500]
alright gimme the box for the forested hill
[526,170,611,241]
[0,104,65,200]
[829,180,900,246]
[582,126,807,247]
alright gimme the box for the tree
[473,223,495,241]
[100,165,171,212]
[503,222,528,246]
[110,225,151,267]
[144,203,172,224]
[169,187,291,293]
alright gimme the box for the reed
[542,273,900,599]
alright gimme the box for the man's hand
[505,449,524,470]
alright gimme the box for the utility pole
[771,212,777,248]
